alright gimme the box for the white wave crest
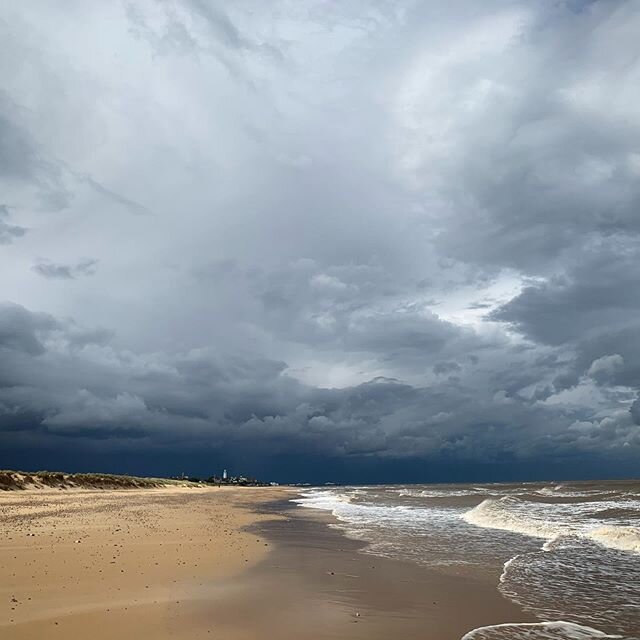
[462,497,640,555]
[462,497,564,540]
[589,525,640,554]
[461,621,623,640]
[397,487,486,498]
[292,489,353,513]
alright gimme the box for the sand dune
[0,469,198,491]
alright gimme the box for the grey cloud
[185,0,284,61]
[64,326,114,349]
[630,397,640,426]
[400,2,640,271]
[0,94,72,211]
[82,176,151,216]
[185,0,249,50]
[0,105,38,180]
[32,259,98,280]
[345,310,461,353]
[0,302,59,355]
[467,302,492,310]
[490,238,640,345]
[242,259,492,372]
[573,327,640,391]
[0,205,26,244]
[126,0,282,77]
[433,362,462,376]
[126,4,199,57]
[552,370,581,393]
[587,354,624,386]
[489,235,640,400]
[1,303,636,464]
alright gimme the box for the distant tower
[222,469,228,480]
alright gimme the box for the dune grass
[0,469,194,491]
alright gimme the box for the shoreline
[1,485,537,639]
[239,494,536,639]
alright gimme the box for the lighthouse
[222,469,228,481]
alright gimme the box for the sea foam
[461,621,626,640]
[462,496,640,555]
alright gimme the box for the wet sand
[204,497,535,639]
[1,486,533,639]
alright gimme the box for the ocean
[294,480,640,639]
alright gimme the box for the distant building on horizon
[222,469,227,480]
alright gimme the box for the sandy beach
[1,485,285,639]
[0,484,538,640]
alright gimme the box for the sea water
[293,480,640,639]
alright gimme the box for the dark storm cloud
[0,302,59,356]
[242,258,496,369]
[1,303,635,468]
[630,397,640,426]
[491,237,640,346]
[1,1,639,479]
[491,234,640,409]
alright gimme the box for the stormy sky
[1,1,639,483]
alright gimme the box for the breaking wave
[293,482,640,639]
[462,496,640,554]
[462,621,629,640]
[462,495,640,636]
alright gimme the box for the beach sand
[1,486,282,639]
[1,486,533,639]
